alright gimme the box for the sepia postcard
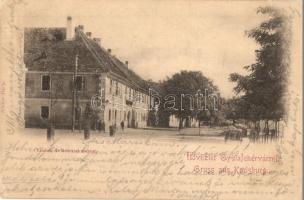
[0,0,302,199]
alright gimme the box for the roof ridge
[108,56,142,88]
[77,31,146,90]
[78,30,110,71]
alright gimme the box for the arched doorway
[127,111,131,128]
[132,110,137,128]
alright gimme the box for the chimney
[93,38,101,46]
[107,49,111,54]
[77,25,84,32]
[66,16,73,40]
[125,61,129,68]
[86,32,92,38]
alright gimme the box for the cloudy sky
[19,0,281,98]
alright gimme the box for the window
[129,88,132,100]
[75,76,83,91]
[41,106,49,119]
[42,75,50,91]
[115,82,119,95]
[119,84,122,97]
[109,109,111,121]
[132,90,136,101]
[137,92,140,102]
[110,79,113,94]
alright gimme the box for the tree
[223,98,240,125]
[197,109,211,126]
[229,6,290,136]
[160,70,219,129]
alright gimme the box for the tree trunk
[277,120,280,138]
[198,120,201,136]
[275,120,279,139]
[265,120,269,129]
[256,121,261,133]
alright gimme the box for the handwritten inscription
[0,82,5,113]
[1,0,26,135]
[0,135,296,200]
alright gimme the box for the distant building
[24,16,150,131]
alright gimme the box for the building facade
[24,17,150,131]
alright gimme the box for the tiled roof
[24,27,150,92]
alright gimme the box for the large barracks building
[24,16,151,131]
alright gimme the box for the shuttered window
[75,76,83,91]
[42,75,50,91]
[41,106,49,119]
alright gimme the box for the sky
[19,0,278,98]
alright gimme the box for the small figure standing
[97,119,102,132]
[120,120,124,132]
[109,124,115,136]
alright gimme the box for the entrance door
[127,111,131,128]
